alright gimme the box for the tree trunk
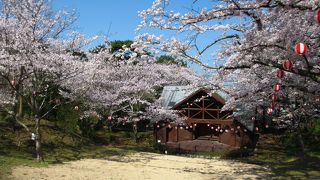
[297,132,306,160]
[296,114,306,160]
[133,122,138,143]
[35,116,43,161]
[18,95,23,118]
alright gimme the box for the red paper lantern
[267,107,273,115]
[276,69,284,79]
[271,94,278,102]
[282,60,293,71]
[273,84,281,92]
[295,43,308,55]
[315,9,320,24]
[10,80,16,86]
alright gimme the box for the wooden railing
[181,107,231,120]
[186,118,233,125]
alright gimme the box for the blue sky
[53,0,153,46]
[52,1,236,76]
[52,1,219,46]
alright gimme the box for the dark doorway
[195,124,213,138]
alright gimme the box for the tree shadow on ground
[233,141,320,179]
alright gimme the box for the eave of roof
[171,88,226,110]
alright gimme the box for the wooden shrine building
[154,86,257,151]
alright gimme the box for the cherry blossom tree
[139,0,320,154]
[0,0,91,161]
[57,37,203,142]
[63,40,203,131]
[0,0,203,160]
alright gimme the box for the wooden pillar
[192,125,196,140]
[176,127,179,142]
[154,124,157,143]
[234,127,237,147]
[202,98,204,119]
[165,127,167,143]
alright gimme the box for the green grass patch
[0,119,154,179]
[239,134,320,179]
[1,118,319,179]
[0,154,49,178]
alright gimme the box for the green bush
[153,142,166,153]
[105,133,116,142]
[110,40,133,53]
[78,115,100,139]
[124,131,132,138]
[312,118,320,136]
[55,104,80,136]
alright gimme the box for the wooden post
[164,127,167,142]
[202,98,204,119]
[154,124,158,143]
[176,126,179,142]
[192,125,195,140]
[234,128,237,147]
[35,116,43,161]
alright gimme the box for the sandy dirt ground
[9,152,272,180]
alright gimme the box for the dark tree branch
[199,34,240,55]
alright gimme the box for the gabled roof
[171,89,226,110]
[160,86,198,110]
[159,86,230,110]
